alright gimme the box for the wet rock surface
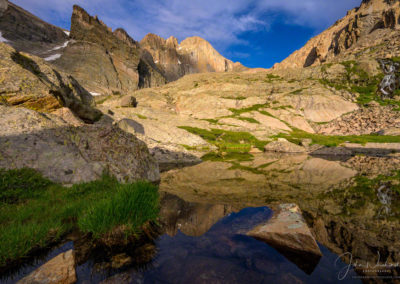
[17,250,76,284]
[247,204,322,274]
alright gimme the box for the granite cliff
[274,0,400,69]
[140,33,246,82]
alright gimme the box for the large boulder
[247,204,322,274]
[17,250,76,284]
[0,106,160,184]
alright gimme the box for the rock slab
[17,250,76,284]
[247,204,322,258]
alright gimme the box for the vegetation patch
[273,128,400,147]
[178,126,268,152]
[0,169,159,266]
[319,60,400,108]
[237,117,260,124]
[228,103,270,116]
[326,170,400,218]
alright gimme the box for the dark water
[2,153,400,283]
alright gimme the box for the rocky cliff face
[0,0,68,55]
[0,42,102,123]
[140,34,247,82]
[274,0,400,69]
[53,5,166,96]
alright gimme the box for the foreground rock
[0,106,160,184]
[17,250,76,284]
[247,204,322,274]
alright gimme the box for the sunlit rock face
[274,0,400,69]
[140,33,247,82]
[53,5,166,96]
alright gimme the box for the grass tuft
[0,169,159,266]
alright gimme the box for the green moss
[228,103,270,116]
[237,117,260,124]
[290,88,305,95]
[222,96,247,100]
[273,128,400,147]
[178,126,268,152]
[202,118,219,124]
[136,114,147,119]
[0,169,159,266]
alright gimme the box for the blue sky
[13,0,361,68]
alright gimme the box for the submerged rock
[247,204,322,274]
[17,250,76,284]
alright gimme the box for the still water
[2,153,400,283]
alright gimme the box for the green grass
[178,126,268,152]
[0,169,159,266]
[222,96,247,100]
[78,181,158,238]
[228,103,270,116]
[201,118,219,124]
[273,128,400,147]
[136,114,148,119]
[237,117,260,124]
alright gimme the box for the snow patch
[0,31,9,43]
[44,53,61,61]
[64,31,70,36]
[51,40,69,51]
[90,92,102,96]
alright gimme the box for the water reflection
[160,153,400,282]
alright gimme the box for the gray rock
[0,106,160,184]
[120,96,138,108]
[311,146,353,156]
[117,118,144,134]
[0,0,7,17]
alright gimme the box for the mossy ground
[320,60,400,109]
[0,168,159,266]
[273,128,400,147]
[178,126,268,152]
[326,170,400,218]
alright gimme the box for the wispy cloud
[12,0,361,51]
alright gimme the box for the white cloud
[11,0,361,51]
